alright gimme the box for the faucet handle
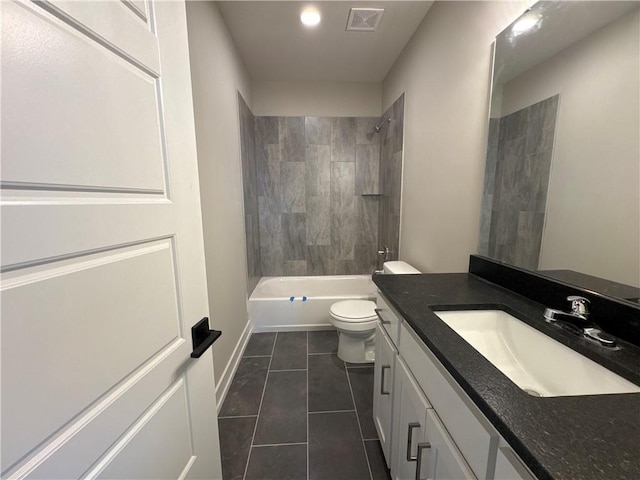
[567,296,590,316]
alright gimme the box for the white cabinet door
[423,410,476,480]
[374,322,397,467]
[391,357,430,480]
[1,1,222,478]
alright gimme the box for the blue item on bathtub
[289,296,295,302]
[302,296,307,302]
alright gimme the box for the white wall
[185,2,252,390]
[252,80,381,117]
[501,9,640,286]
[382,1,529,273]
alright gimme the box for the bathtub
[249,275,377,331]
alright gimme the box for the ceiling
[494,1,639,86]
[217,1,434,83]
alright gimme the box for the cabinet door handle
[415,442,432,480]
[380,365,391,395]
[375,308,391,325]
[406,422,420,461]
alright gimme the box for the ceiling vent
[346,8,384,31]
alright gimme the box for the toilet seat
[330,300,377,323]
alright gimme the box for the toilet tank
[383,261,420,274]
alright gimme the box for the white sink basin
[434,310,640,397]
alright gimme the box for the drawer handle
[406,422,420,461]
[375,308,391,325]
[415,442,432,480]
[380,365,391,395]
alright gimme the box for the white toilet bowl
[329,300,377,364]
[329,261,421,363]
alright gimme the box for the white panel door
[1,1,222,479]
[391,357,430,480]
[373,323,396,468]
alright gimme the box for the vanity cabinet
[374,292,536,480]
[390,356,430,479]
[373,322,396,464]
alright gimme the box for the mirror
[478,1,640,301]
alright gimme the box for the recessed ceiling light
[511,11,542,36]
[300,8,321,27]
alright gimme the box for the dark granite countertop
[373,272,640,480]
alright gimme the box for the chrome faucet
[544,296,617,348]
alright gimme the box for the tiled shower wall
[239,94,406,278]
[238,94,261,292]
[256,116,382,276]
[478,95,559,269]
[378,94,405,262]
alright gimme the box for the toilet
[329,261,420,363]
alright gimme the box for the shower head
[374,118,391,133]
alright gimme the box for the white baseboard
[251,322,335,333]
[215,320,252,414]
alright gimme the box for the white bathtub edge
[215,319,253,413]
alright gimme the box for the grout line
[242,354,272,358]
[269,368,307,372]
[218,414,258,420]
[307,352,337,356]
[306,331,310,480]
[308,409,357,415]
[252,442,308,448]
[345,360,374,480]
[242,332,278,480]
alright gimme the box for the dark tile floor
[218,330,391,480]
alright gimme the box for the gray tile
[305,144,331,197]
[355,244,377,274]
[271,332,307,370]
[477,193,494,256]
[280,117,306,162]
[245,444,307,480]
[306,116,331,145]
[308,354,354,412]
[526,95,559,155]
[387,215,400,261]
[244,332,276,357]
[219,416,256,480]
[348,367,377,439]
[282,213,306,260]
[331,162,355,213]
[309,412,371,480]
[284,260,307,276]
[256,116,279,145]
[356,117,380,145]
[308,330,338,354]
[259,196,283,275]
[306,196,330,246]
[500,107,528,143]
[257,144,280,199]
[332,260,358,275]
[356,197,378,245]
[365,440,391,480]
[281,162,306,213]
[220,357,270,417]
[388,151,403,216]
[307,245,332,275]
[514,211,545,270]
[253,371,307,445]
[331,117,356,162]
[355,144,380,194]
[260,244,283,277]
[331,213,356,261]
[390,94,405,153]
